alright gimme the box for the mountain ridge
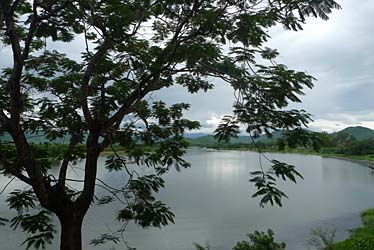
[331,126,374,141]
[1,126,373,144]
[187,126,374,145]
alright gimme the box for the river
[1,148,373,250]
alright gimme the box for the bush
[342,139,374,155]
[361,209,374,226]
[332,209,374,250]
[233,229,286,250]
[194,229,286,250]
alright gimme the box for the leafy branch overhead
[0,0,341,249]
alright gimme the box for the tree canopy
[0,0,340,249]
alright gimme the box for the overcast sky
[1,0,373,133]
[152,0,374,133]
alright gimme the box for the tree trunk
[58,133,101,250]
[59,213,84,250]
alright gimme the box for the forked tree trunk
[57,135,100,250]
[59,212,84,250]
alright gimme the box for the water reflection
[206,154,241,180]
[0,149,373,250]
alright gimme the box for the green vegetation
[188,126,374,164]
[194,229,286,250]
[187,130,284,146]
[332,209,374,250]
[192,210,374,250]
[332,126,374,141]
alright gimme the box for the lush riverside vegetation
[1,126,373,164]
[332,209,374,250]
[192,209,374,250]
[187,126,374,164]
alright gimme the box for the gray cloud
[261,0,374,131]
[155,0,374,132]
[0,0,373,133]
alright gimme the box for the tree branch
[81,39,114,127]
[102,10,193,130]
[57,133,81,189]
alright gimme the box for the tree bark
[59,212,84,250]
[56,132,101,250]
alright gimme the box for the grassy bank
[319,154,374,167]
[332,209,374,250]
[279,149,374,165]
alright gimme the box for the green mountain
[189,126,374,146]
[2,126,373,145]
[332,126,374,141]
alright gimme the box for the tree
[194,229,286,250]
[0,1,340,250]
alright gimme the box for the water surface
[1,149,373,250]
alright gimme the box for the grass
[332,209,374,250]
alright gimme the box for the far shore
[100,146,374,169]
[191,146,374,167]
[321,155,374,168]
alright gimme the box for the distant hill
[188,126,374,146]
[2,126,373,145]
[184,133,209,138]
[332,126,374,141]
[187,130,284,146]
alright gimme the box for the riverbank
[100,146,374,171]
[321,155,374,168]
[196,146,374,167]
[332,209,374,250]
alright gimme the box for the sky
[152,0,374,133]
[0,0,373,134]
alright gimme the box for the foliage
[90,233,121,246]
[189,126,374,162]
[233,229,286,250]
[319,138,374,156]
[361,209,374,227]
[340,139,374,156]
[332,209,374,250]
[331,132,356,147]
[2,188,56,249]
[333,126,374,141]
[193,242,211,250]
[11,211,56,250]
[306,227,336,250]
[0,216,9,226]
[0,0,340,249]
[194,229,286,250]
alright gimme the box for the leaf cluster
[250,160,303,207]
[3,189,55,250]
[117,174,174,228]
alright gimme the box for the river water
[1,148,373,250]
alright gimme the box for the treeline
[192,131,374,158]
[195,141,273,151]
[321,139,374,155]
[317,131,374,155]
